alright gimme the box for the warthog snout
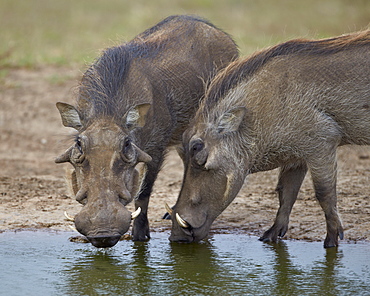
[169,214,211,243]
[87,235,122,248]
[73,200,142,248]
[169,205,211,243]
[74,198,132,248]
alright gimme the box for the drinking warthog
[55,15,238,248]
[170,30,370,247]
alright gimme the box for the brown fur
[206,30,370,107]
[56,15,238,247]
[170,30,370,248]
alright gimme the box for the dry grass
[0,0,369,67]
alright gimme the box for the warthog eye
[123,138,131,150]
[122,138,131,154]
[190,140,204,156]
[190,139,207,168]
[76,137,83,153]
[72,137,85,164]
[121,137,136,163]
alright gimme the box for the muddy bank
[0,68,369,243]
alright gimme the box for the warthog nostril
[87,235,122,248]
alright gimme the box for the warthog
[55,15,238,248]
[170,30,370,247]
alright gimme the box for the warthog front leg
[132,155,163,241]
[259,163,307,243]
[132,197,151,241]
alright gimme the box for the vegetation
[0,0,369,68]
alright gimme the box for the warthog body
[170,31,370,247]
[56,15,238,247]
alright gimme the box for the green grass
[0,0,369,68]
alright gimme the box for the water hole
[0,231,369,296]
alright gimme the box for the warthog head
[56,102,152,248]
[170,105,251,242]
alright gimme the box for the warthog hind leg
[310,149,343,248]
[311,175,343,247]
[259,163,307,242]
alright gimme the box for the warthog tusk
[69,225,78,232]
[176,213,189,228]
[131,207,141,220]
[64,211,75,222]
[165,202,173,216]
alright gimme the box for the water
[0,231,369,296]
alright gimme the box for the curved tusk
[165,202,173,216]
[68,225,78,232]
[131,207,141,220]
[64,211,75,222]
[176,213,189,228]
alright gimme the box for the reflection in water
[266,241,343,295]
[168,241,223,295]
[61,234,369,295]
[316,247,342,295]
[62,238,223,295]
[1,231,369,296]
[63,241,159,295]
[267,241,302,295]
[63,249,131,295]
[129,242,152,294]
[264,241,366,296]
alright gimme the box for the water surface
[0,231,369,295]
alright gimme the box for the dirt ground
[1,67,369,244]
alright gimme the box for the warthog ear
[217,107,247,134]
[125,103,151,130]
[56,102,83,131]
